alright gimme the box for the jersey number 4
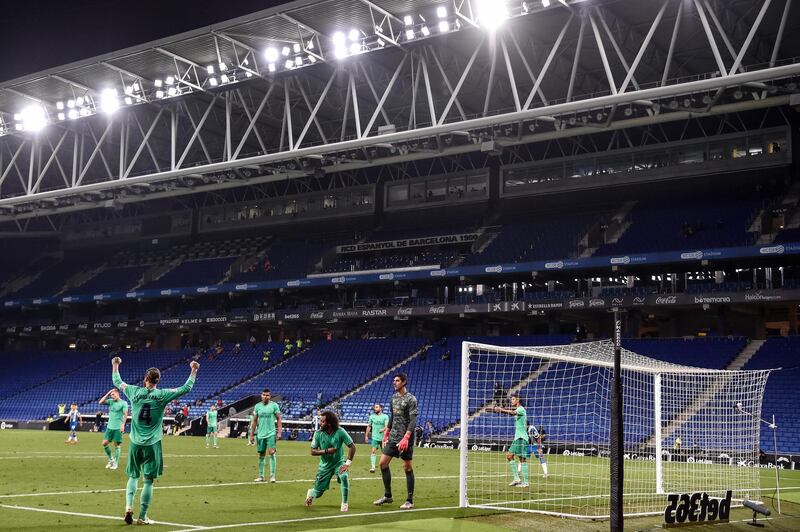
[139,404,152,424]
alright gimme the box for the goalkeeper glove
[398,433,410,452]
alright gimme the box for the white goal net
[457,340,771,518]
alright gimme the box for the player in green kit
[249,389,282,482]
[112,356,199,525]
[99,388,128,470]
[490,394,530,488]
[206,405,219,448]
[364,403,388,473]
[305,411,356,512]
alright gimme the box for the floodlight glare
[265,47,279,63]
[405,29,415,40]
[167,87,177,96]
[349,42,361,54]
[308,55,317,63]
[333,31,346,46]
[541,0,551,7]
[437,6,447,18]
[404,15,413,26]
[282,46,291,56]
[268,63,276,73]
[284,59,293,69]
[206,65,215,74]
[67,109,79,119]
[99,88,120,114]
[124,96,133,105]
[67,99,75,109]
[293,43,301,53]
[154,79,163,88]
[421,25,430,36]
[348,29,360,42]
[165,76,175,86]
[79,107,91,117]
[19,105,47,132]
[132,82,140,92]
[334,46,348,59]
[245,71,253,77]
[56,101,64,110]
[219,62,228,71]
[476,0,508,29]
[220,74,229,83]
[438,20,449,32]
[125,85,134,95]
[76,96,85,106]
[57,112,66,121]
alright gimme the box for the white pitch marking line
[171,505,462,531]
[0,474,470,499]
[0,502,202,528]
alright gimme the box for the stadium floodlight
[333,31,348,59]
[209,77,218,86]
[124,96,133,105]
[284,59,294,69]
[307,39,315,50]
[245,71,253,78]
[67,109,79,119]
[476,0,508,29]
[293,43,301,53]
[165,75,175,86]
[437,6,447,18]
[541,0,551,7]
[268,63,277,73]
[220,74,230,83]
[56,101,64,110]
[295,56,303,66]
[155,89,165,98]
[206,65,215,74]
[18,104,47,132]
[349,42,361,55]
[308,55,317,63]
[348,29,360,42]
[265,47,279,63]
[439,20,450,32]
[57,112,66,121]
[67,99,75,108]
[282,46,291,56]
[76,96,85,106]
[99,88,120,114]
[167,87,178,96]
[404,15,413,26]
[421,25,430,36]
[79,106,91,117]
[405,28,415,40]
[219,62,228,71]
[154,79,163,88]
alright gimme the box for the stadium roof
[0,0,798,220]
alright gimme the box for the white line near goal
[0,502,202,528]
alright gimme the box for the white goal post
[457,340,771,518]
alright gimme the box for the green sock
[103,444,113,460]
[140,478,153,519]
[125,477,138,510]
[521,463,529,484]
[114,446,121,464]
[370,454,376,469]
[214,434,218,447]
[258,456,265,477]
[509,460,519,481]
[340,473,350,504]
[269,454,277,476]
[206,434,210,446]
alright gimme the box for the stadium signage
[336,233,479,254]
[252,312,276,322]
[309,311,324,319]
[655,296,678,305]
[428,306,446,314]
[159,318,181,326]
[693,296,731,304]
[397,307,414,316]
[609,256,631,265]
[680,251,704,260]
[0,422,15,429]
[40,325,56,331]
[283,313,300,320]
[424,438,457,449]
[759,245,785,255]
[568,299,585,308]
[744,291,783,301]
[588,298,605,308]
[545,261,564,269]
[361,309,388,317]
[663,490,731,527]
[205,316,227,323]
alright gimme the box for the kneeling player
[491,394,530,487]
[305,411,355,512]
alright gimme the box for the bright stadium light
[57,112,66,121]
[219,62,228,71]
[404,15,413,26]
[349,42,361,54]
[284,59,293,69]
[155,89,165,98]
[76,96,85,106]
[348,29,360,42]
[476,0,508,29]
[220,74,229,83]
[167,87,178,96]
[293,43,301,53]
[438,20,449,32]
[56,101,64,110]
[67,99,75,108]
[333,31,348,59]
[268,63,276,73]
[154,79,163,88]
[67,109,79,119]
[18,105,47,132]
[206,65,215,74]
[295,56,303,66]
[165,75,175,86]
[405,28,415,40]
[265,47,279,63]
[541,0,551,7]
[124,96,133,105]
[209,76,218,86]
[437,6,447,18]
[99,88,120,114]
[421,25,430,36]
[282,46,291,56]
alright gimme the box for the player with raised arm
[374,373,418,510]
[112,356,198,525]
[365,403,388,473]
[99,388,128,469]
[490,394,530,487]
[65,402,82,444]
[304,411,356,512]
[527,425,548,479]
[206,405,219,448]
[249,389,282,482]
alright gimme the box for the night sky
[0,0,287,83]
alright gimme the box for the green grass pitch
[1,430,799,531]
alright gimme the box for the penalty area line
[172,505,462,531]
[0,502,202,528]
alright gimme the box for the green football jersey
[113,372,194,446]
[312,427,353,467]
[207,409,218,426]
[514,406,529,442]
[253,401,280,439]
[368,413,389,439]
[106,398,128,430]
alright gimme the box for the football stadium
[2,0,800,530]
